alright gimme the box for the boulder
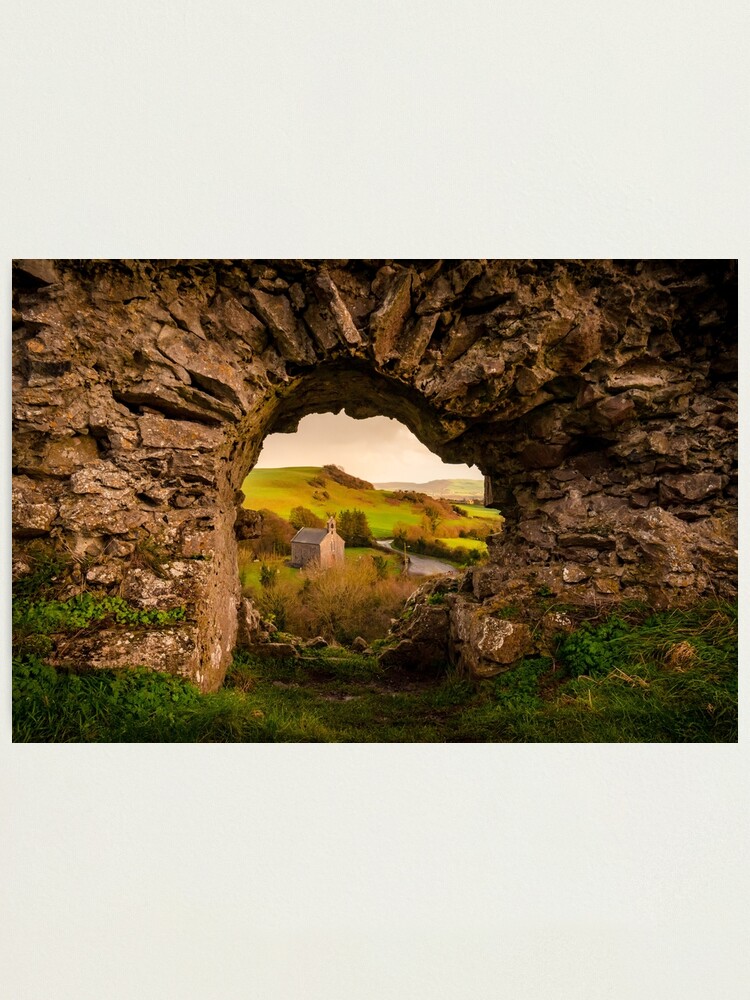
[450,596,533,677]
[378,585,452,674]
[235,507,263,540]
[562,563,589,584]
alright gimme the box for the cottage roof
[291,527,328,544]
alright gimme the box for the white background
[1,2,747,998]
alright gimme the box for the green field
[242,466,501,540]
[455,503,501,520]
[238,551,299,588]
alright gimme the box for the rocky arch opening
[228,362,492,494]
[218,365,498,671]
[232,375,495,655]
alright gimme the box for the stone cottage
[290,516,345,569]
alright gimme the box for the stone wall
[12,259,737,689]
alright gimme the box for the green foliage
[371,555,389,580]
[13,576,187,661]
[289,505,324,530]
[423,503,443,534]
[336,508,372,546]
[254,586,289,631]
[259,563,278,589]
[14,592,185,636]
[13,654,202,743]
[557,617,629,677]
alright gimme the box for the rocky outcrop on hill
[12,259,737,690]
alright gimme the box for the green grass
[13,601,737,743]
[242,466,500,540]
[239,557,299,589]
[455,503,502,520]
[344,547,403,575]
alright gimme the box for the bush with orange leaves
[267,557,416,646]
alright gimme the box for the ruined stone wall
[12,259,737,689]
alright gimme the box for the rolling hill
[374,478,485,501]
[241,466,499,539]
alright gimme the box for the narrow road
[376,539,458,577]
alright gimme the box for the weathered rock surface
[236,595,274,647]
[12,259,737,690]
[51,625,202,680]
[450,595,533,677]
[378,578,453,674]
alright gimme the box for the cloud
[256,412,479,483]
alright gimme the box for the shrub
[422,503,443,534]
[254,578,298,633]
[272,560,415,645]
[371,555,390,580]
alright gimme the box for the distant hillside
[242,466,499,539]
[375,478,485,501]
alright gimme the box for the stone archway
[12,259,737,690]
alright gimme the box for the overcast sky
[256,412,480,484]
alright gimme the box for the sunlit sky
[256,412,480,484]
